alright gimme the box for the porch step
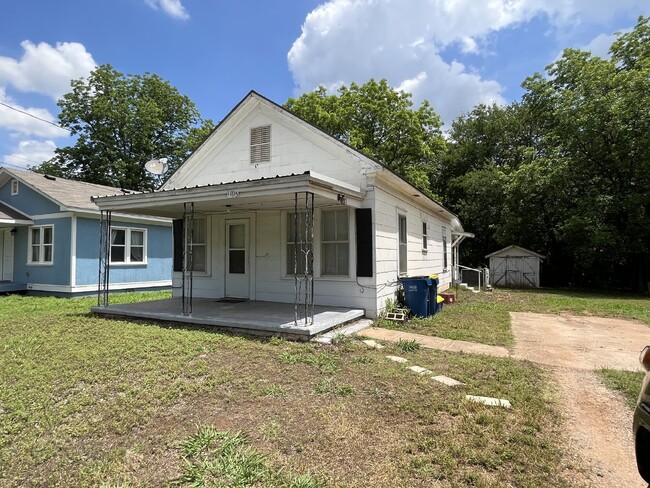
[313,318,373,344]
[460,283,480,293]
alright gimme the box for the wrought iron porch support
[294,191,314,326]
[182,202,194,316]
[97,209,112,307]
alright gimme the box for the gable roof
[161,90,462,229]
[0,168,134,212]
[0,201,32,224]
[485,245,545,259]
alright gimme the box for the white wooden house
[486,245,544,288]
[92,91,469,335]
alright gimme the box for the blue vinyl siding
[75,217,172,285]
[0,179,60,215]
[13,217,72,286]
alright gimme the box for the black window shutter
[173,219,184,272]
[355,208,373,277]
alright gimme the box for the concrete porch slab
[91,298,364,340]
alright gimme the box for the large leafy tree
[285,79,446,197]
[36,65,214,190]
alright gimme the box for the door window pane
[229,224,245,249]
[229,250,245,274]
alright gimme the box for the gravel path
[510,312,648,488]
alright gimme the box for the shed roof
[0,168,134,212]
[485,245,545,259]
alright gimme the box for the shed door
[491,255,537,288]
[225,219,249,298]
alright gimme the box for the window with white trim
[442,227,448,270]
[287,212,313,275]
[398,214,407,275]
[422,222,428,250]
[321,209,349,276]
[191,218,207,272]
[11,179,19,195]
[250,125,271,164]
[110,227,146,264]
[28,225,53,264]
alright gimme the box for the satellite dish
[145,157,169,175]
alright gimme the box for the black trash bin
[399,276,432,317]
[427,275,440,316]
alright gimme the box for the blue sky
[1,0,648,170]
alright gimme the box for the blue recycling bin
[399,277,432,317]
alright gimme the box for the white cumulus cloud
[145,0,189,20]
[5,140,57,169]
[0,41,96,100]
[0,89,68,139]
[288,0,650,124]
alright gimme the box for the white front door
[1,229,14,282]
[225,219,249,298]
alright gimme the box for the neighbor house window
[287,212,313,275]
[321,209,349,276]
[422,222,428,250]
[442,227,448,270]
[398,214,407,275]
[11,179,19,195]
[110,228,146,264]
[190,218,206,272]
[250,125,271,164]
[28,225,53,264]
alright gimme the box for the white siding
[165,101,370,191]
[373,185,452,316]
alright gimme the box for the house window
[28,226,53,264]
[191,218,206,272]
[321,209,349,276]
[287,212,313,275]
[442,227,448,270]
[11,179,19,195]
[250,125,271,164]
[110,228,146,264]
[398,214,407,275]
[422,222,428,251]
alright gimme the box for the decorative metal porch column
[97,209,112,306]
[294,192,314,326]
[182,202,194,315]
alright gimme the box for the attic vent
[250,125,271,164]
[44,174,56,181]
[11,179,19,195]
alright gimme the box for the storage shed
[486,245,544,288]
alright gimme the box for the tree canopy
[440,16,650,291]
[285,79,446,197]
[35,64,214,191]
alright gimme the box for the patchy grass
[0,292,588,487]
[597,368,645,410]
[376,288,650,347]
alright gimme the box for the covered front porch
[91,171,370,338]
[91,298,365,340]
[0,202,33,291]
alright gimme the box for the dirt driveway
[510,312,648,488]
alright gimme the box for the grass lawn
[375,288,650,347]
[596,369,645,410]
[0,292,587,487]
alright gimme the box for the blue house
[0,168,172,295]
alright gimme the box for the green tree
[521,16,650,289]
[285,79,446,197]
[35,65,214,190]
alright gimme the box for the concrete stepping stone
[362,339,385,350]
[465,395,511,408]
[385,355,408,363]
[432,375,464,387]
[408,365,431,375]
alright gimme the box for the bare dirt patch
[510,312,648,488]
